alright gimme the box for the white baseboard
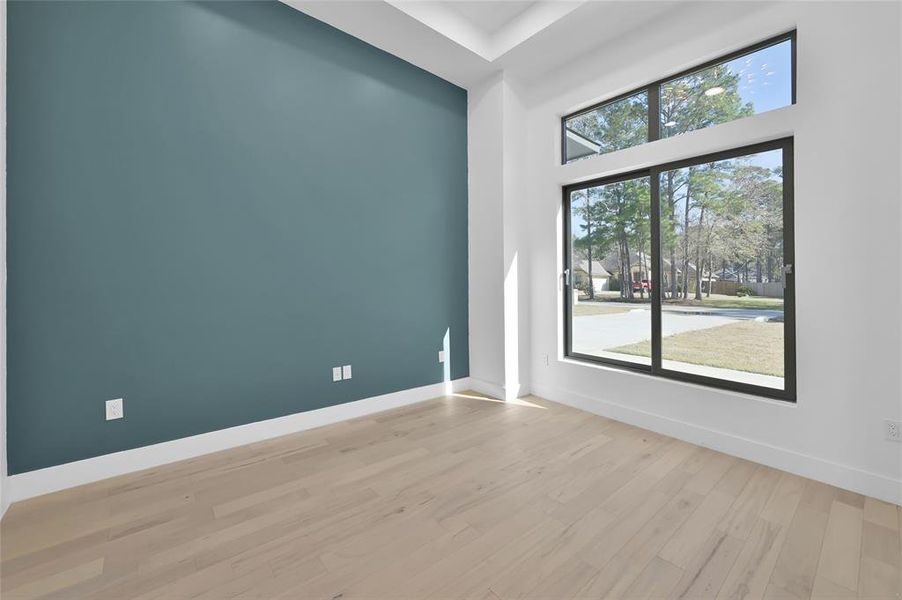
[531,382,902,507]
[8,377,471,504]
[11,377,897,508]
[0,478,9,522]
[468,377,505,400]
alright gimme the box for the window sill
[559,356,798,408]
[556,104,797,187]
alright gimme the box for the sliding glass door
[567,174,652,367]
[564,138,795,400]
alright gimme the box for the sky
[659,38,792,146]
[730,40,792,115]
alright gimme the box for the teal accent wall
[7,1,468,474]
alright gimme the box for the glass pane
[569,176,652,365]
[660,39,792,138]
[564,91,648,163]
[658,148,785,389]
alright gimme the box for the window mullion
[782,138,796,399]
[649,168,662,372]
[648,84,660,142]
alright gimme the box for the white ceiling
[445,1,538,35]
[281,1,706,88]
[385,0,585,62]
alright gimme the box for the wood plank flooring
[1,392,899,599]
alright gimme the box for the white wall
[468,73,507,398]
[468,72,532,400]
[1,0,8,521]
[501,74,531,400]
[475,1,902,503]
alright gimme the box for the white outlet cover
[342,365,352,379]
[886,419,901,442]
[332,367,343,382]
[106,398,123,421]
[438,350,445,363]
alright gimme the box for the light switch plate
[438,350,445,363]
[106,398,123,421]
[342,365,352,380]
[332,367,343,382]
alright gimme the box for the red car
[631,279,651,293]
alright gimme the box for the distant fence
[711,281,784,298]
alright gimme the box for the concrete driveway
[571,303,782,355]
[573,308,744,355]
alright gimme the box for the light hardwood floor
[1,392,899,599]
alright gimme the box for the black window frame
[562,137,796,402]
[561,30,796,165]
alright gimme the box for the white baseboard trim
[531,382,902,506]
[0,479,9,522]
[8,377,472,504]
[467,377,505,400]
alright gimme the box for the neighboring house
[601,252,720,294]
[600,252,655,284]
[574,260,610,294]
[660,257,718,288]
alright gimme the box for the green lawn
[666,294,784,310]
[592,292,783,311]
[592,292,651,305]
[610,320,784,377]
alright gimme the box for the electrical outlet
[342,365,352,380]
[543,354,550,366]
[332,367,342,382]
[106,398,123,421]
[886,419,901,442]
[438,350,445,363]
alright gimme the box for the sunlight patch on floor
[450,392,547,409]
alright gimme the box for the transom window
[562,32,795,164]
